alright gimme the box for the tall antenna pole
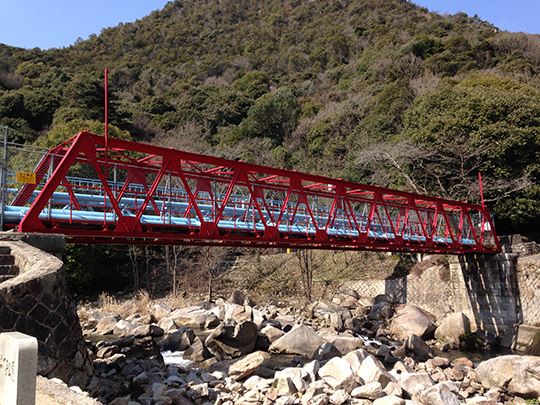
[104,69,109,226]
[479,172,485,209]
[0,126,7,231]
[104,68,109,154]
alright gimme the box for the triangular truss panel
[8,132,500,254]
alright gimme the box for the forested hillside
[2,0,540,237]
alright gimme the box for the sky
[0,0,539,50]
[417,0,540,34]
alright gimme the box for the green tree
[241,87,301,145]
[401,74,540,233]
[232,71,270,99]
[35,119,132,148]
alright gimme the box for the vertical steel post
[167,172,172,225]
[0,126,8,231]
[47,155,55,219]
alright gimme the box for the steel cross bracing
[7,132,501,254]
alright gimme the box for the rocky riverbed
[67,290,540,405]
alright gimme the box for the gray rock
[205,320,259,359]
[157,317,179,333]
[357,355,396,389]
[402,334,435,362]
[227,350,271,380]
[276,377,298,396]
[228,289,254,306]
[318,357,358,393]
[97,345,120,359]
[434,313,471,343]
[151,304,172,321]
[89,311,120,327]
[343,348,371,376]
[95,314,122,334]
[313,301,352,319]
[399,372,435,398]
[330,336,365,355]
[313,342,342,361]
[231,306,253,323]
[329,389,350,405]
[170,306,220,329]
[269,324,325,358]
[182,337,213,362]
[158,327,196,352]
[132,324,164,338]
[260,324,286,343]
[420,382,460,405]
[275,367,308,380]
[351,382,383,399]
[476,355,540,398]
[389,305,436,341]
[311,393,330,405]
[114,319,143,337]
[369,302,394,321]
[303,359,320,383]
[373,396,405,405]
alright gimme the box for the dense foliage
[2,0,540,238]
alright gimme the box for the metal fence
[0,127,51,229]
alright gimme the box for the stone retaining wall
[0,240,92,388]
[348,253,523,335]
[514,254,540,326]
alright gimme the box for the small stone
[373,396,405,405]
[351,382,383,400]
[311,393,330,405]
[330,390,350,405]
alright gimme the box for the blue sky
[0,0,539,50]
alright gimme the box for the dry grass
[98,290,153,318]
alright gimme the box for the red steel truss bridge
[3,131,501,254]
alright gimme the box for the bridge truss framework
[3,132,500,254]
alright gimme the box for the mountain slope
[1,0,540,235]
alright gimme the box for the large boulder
[228,351,272,380]
[318,330,365,355]
[357,355,396,389]
[183,337,213,362]
[205,320,259,359]
[318,357,358,393]
[95,313,122,334]
[420,382,460,405]
[228,289,255,306]
[260,324,286,343]
[434,313,471,343]
[369,302,394,321]
[158,327,196,352]
[313,301,352,319]
[114,319,143,337]
[269,324,325,358]
[389,305,436,341]
[170,306,220,329]
[151,304,172,321]
[399,372,435,398]
[343,349,372,376]
[476,355,540,398]
[402,334,435,362]
[313,342,342,361]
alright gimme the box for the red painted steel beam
[15,132,501,254]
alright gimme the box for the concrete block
[501,324,540,352]
[0,332,38,405]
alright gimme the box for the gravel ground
[36,377,102,405]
